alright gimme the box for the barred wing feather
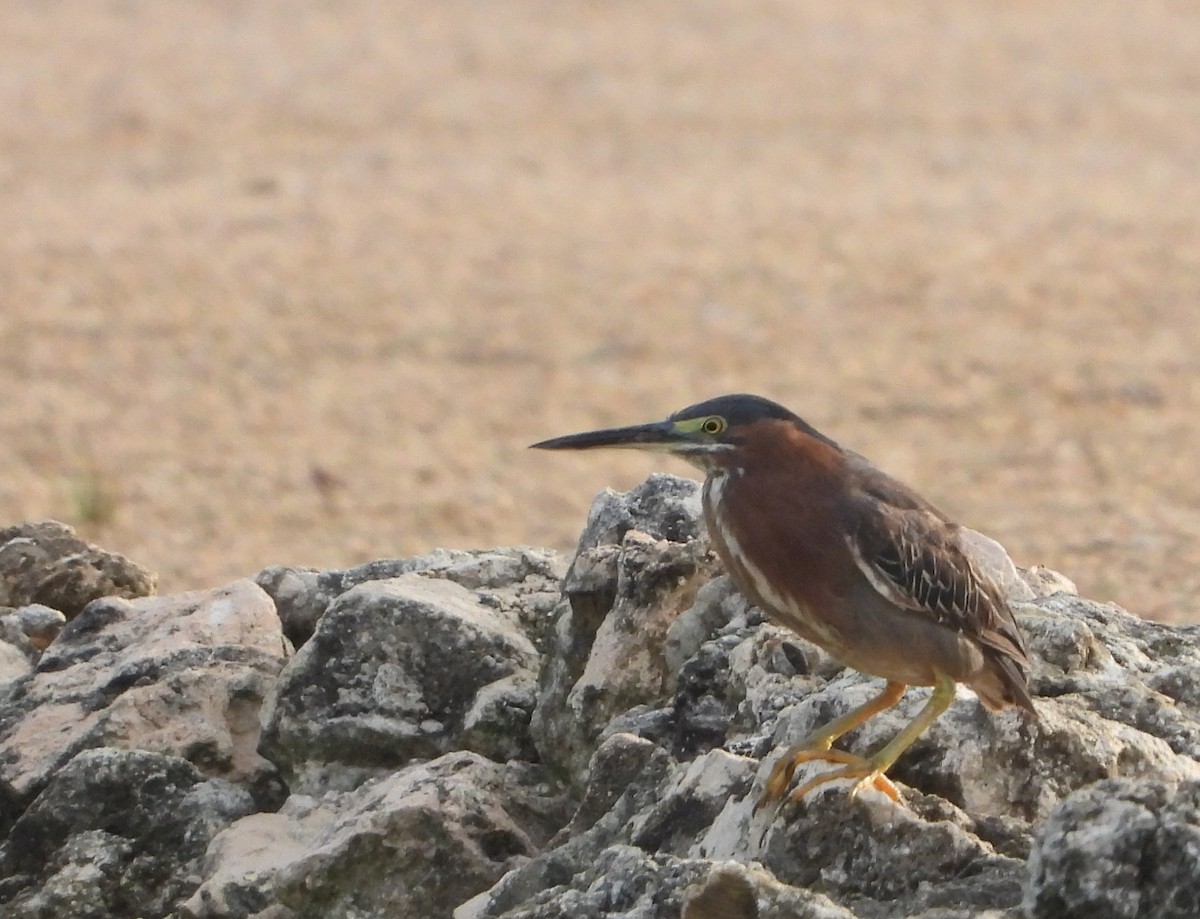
[845,502,1029,667]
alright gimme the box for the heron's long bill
[530,420,678,452]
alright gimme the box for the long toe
[754,758,799,812]
[787,748,872,769]
[849,770,901,803]
[755,744,858,811]
[785,762,903,805]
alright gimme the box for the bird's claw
[752,743,825,812]
[752,746,902,848]
[754,746,903,815]
[786,762,901,805]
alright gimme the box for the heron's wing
[845,490,1029,667]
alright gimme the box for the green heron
[532,394,1035,809]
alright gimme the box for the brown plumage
[533,393,1036,811]
[700,417,1033,714]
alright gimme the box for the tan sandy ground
[2,1,1199,622]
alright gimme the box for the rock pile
[0,484,1197,918]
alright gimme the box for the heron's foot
[752,747,902,846]
[784,756,901,805]
[754,745,872,813]
[754,681,912,818]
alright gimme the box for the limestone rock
[0,605,68,685]
[573,473,706,551]
[457,731,676,919]
[180,795,340,919]
[1,475,1198,919]
[260,573,543,794]
[460,844,863,919]
[464,476,1200,919]
[1,604,66,650]
[0,580,288,814]
[460,673,540,763]
[682,862,858,919]
[255,546,563,649]
[0,748,255,919]
[185,753,569,919]
[0,640,31,685]
[274,752,570,919]
[1020,565,1078,598]
[1025,778,1200,919]
[531,475,718,784]
[757,789,1025,916]
[252,565,325,648]
[0,521,156,619]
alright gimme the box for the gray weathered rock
[1,604,66,650]
[252,565,325,648]
[461,672,540,763]
[460,844,855,919]
[531,475,718,784]
[3,475,1200,919]
[681,861,858,919]
[260,573,544,794]
[573,473,707,551]
[535,530,713,778]
[462,476,1200,919]
[0,579,289,814]
[273,752,570,919]
[0,521,156,619]
[458,731,676,919]
[185,752,570,919]
[0,610,43,686]
[0,606,61,687]
[0,748,255,919]
[180,794,340,919]
[255,547,563,647]
[0,640,31,685]
[1025,778,1200,919]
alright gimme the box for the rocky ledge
[0,477,1198,919]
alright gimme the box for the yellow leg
[785,672,956,804]
[755,680,907,812]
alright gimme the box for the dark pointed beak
[530,420,680,452]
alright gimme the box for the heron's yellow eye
[701,416,726,435]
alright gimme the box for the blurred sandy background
[2,1,1198,621]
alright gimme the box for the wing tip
[977,653,1037,716]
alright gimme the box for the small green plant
[70,469,119,528]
